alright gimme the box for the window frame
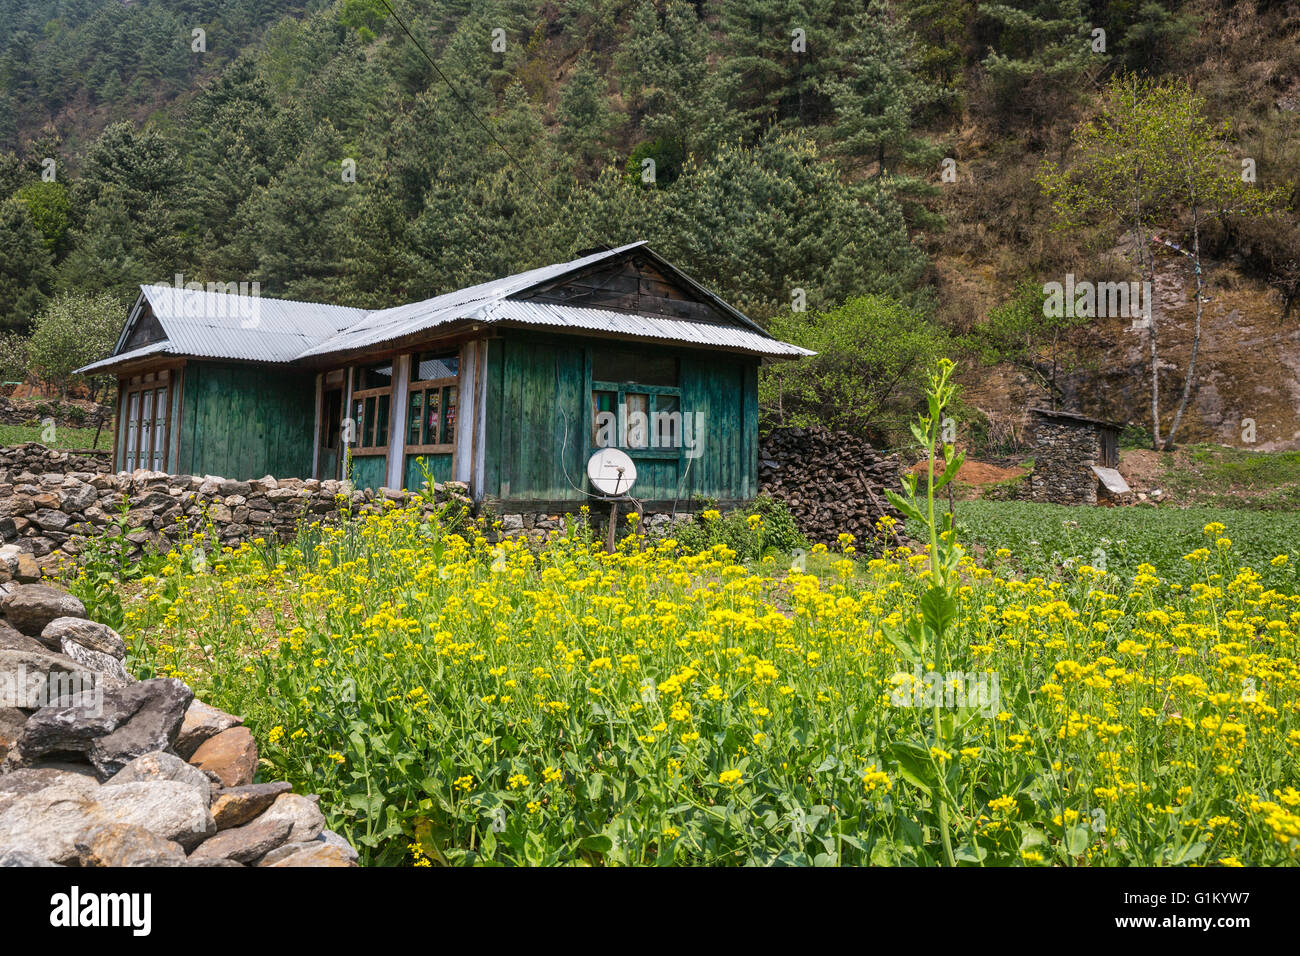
[121,369,172,472]
[348,363,393,456]
[404,350,460,455]
[586,347,685,461]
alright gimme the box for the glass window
[407,390,423,445]
[354,362,393,391]
[415,352,459,381]
[588,348,684,453]
[592,348,677,387]
[591,391,616,446]
[625,392,649,448]
[121,380,172,472]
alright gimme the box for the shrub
[669,495,805,562]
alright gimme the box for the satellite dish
[587,448,636,496]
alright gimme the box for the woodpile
[759,426,903,548]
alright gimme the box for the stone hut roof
[1028,407,1122,431]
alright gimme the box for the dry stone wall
[0,581,358,867]
[0,444,471,573]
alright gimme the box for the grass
[930,500,1300,583]
[1155,445,1300,510]
[0,423,110,450]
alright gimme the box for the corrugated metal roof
[79,243,810,373]
[77,341,174,374]
[140,284,366,362]
[480,301,813,357]
[297,242,651,357]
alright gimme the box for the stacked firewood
[759,426,903,547]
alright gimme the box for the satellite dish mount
[587,448,637,552]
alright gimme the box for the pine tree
[978,0,1100,124]
[0,196,53,331]
[824,3,942,174]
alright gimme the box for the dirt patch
[910,458,1025,485]
[1118,448,1168,493]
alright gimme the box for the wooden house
[79,243,811,513]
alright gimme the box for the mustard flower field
[96,503,1300,868]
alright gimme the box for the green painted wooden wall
[348,454,386,491]
[404,453,453,491]
[482,332,758,505]
[176,361,316,479]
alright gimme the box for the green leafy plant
[883,358,967,866]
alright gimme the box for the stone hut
[1026,408,1129,506]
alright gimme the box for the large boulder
[0,647,101,716]
[41,618,126,659]
[259,842,356,867]
[106,751,212,793]
[174,699,242,759]
[58,638,132,689]
[0,707,25,761]
[0,619,44,654]
[1,585,85,637]
[188,726,258,787]
[257,792,325,844]
[6,678,192,780]
[0,847,58,867]
[93,780,215,851]
[0,767,99,816]
[0,785,104,865]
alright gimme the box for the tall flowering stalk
[885,358,966,866]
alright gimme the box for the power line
[375,0,612,252]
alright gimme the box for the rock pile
[0,398,109,430]
[0,450,471,569]
[0,443,110,478]
[0,581,357,867]
[759,426,903,548]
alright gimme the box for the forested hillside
[1,0,1297,448]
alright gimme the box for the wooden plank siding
[481,331,759,507]
[177,361,316,479]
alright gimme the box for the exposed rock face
[0,578,360,867]
[188,726,258,788]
